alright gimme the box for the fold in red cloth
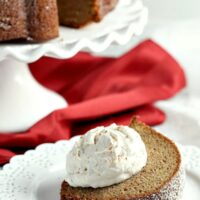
[0,40,186,164]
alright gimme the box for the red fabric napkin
[0,40,186,164]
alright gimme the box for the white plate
[0,137,199,200]
[0,0,148,63]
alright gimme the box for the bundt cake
[57,0,118,28]
[0,0,118,42]
[0,0,59,42]
[61,118,185,200]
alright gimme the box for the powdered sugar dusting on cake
[0,21,12,31]
[0,18,11,30]
[45,6,50,10]
[137,166,185,200]
[0,0,58,41]
[0,0,12,31]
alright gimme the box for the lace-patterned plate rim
[0,136,199,200]
[0,0,148,63]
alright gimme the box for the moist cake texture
[57,0,118,28]
[61,118,185,200]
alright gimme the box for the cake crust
[25,0,59,41]
[0,0,27,41]
[0,0,59,42]
[61,118,185,200]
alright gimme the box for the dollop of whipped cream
[65,124,147,188]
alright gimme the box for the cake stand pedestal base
[0,59,67,133]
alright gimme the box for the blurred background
[99,0,200,147]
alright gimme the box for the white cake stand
[0,0,148,133]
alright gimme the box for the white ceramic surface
[0,137,199,200]
[0,59,67,133]
[0,0,148,63]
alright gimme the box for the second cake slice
[57,0,118,28]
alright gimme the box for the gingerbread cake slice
[61,118,185,200]
[57,0,118,28]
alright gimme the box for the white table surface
[98,0,200,148]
